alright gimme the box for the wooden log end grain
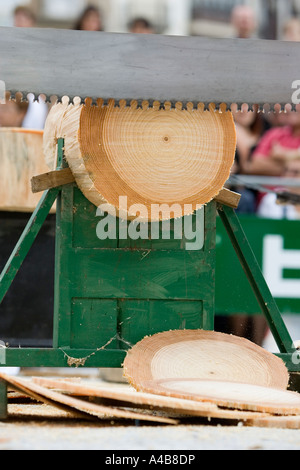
[123,329,289,393]
[43,100,237,220]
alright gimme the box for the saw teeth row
[83,98,229,113]
[3,91,298,113]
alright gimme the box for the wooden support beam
[214,188,241,209]
[32,170,241,210]
[31,168,75,193]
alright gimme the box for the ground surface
[0,369,300,451]
[1,413,300,450]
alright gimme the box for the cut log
[0,372,177,424]
[141,378,300,416]
[31,376,273,421]
[43,99,237,220]
[123,330,289,392]
[0,128,52,212]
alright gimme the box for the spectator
[231,4,257,39]
[13,5,36,28]
[74,5,103,31]
[233,104,271,176]
[0,93,28,128]
[230,104,271,213]
[257,159,300,220]
[248,107,300,177]
[283,17,300,42]
[0,91,47,131]
[129,17,155,34]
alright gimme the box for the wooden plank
[214,188,241,209]
[245,415,300,430]
[31,169,241,211]
[0,372,177,424]
[31,168,74,193]
[32,376,277,422]
[140,378,300,416]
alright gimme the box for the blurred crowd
[1,3,300,347]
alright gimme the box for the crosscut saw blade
[0,26,299,110]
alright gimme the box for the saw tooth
[262,103,271,114]
[230,103,238,113]
[241,103,249,113]
[219,103,228,113]
[186,102,194,112]
[108,98,115,108]
[118,99,126,109]
[153,100,160,111]
[50,95,59,105]
[96,97,103,107]
[130,100,138,110]
[10,91,23,103]
[84,97,93,107]
[121,99,129,108]
[62,96,70,105]
[73,96,82,106]
[4,90,12,101]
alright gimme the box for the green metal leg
[217,204,295,355]
[0,380,7,420]
[0,188,60,305]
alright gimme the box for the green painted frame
[0,139,298,419]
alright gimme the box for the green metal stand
[217,204,294,356]
[0,139,216,369]
[0,380,7,420]
[0,138,298,419]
